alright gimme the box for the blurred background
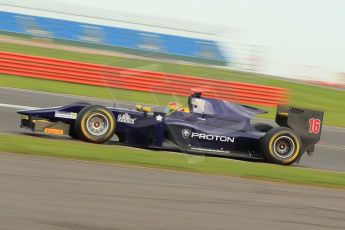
[0,0,344,128]
[1,0,344,84]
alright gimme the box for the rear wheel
[74,105,115,144]
[261,127,302,165]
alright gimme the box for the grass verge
[1,42,345,127]
[0,134,344,188]
[0,74,187,106]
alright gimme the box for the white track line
[0,103,39,110]
[0,86,158,106]
[0,86,116,103]
[317,144,345,150]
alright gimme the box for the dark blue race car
[18,92,324,165]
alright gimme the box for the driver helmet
[165,101,185,113]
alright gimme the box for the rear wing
[276,105,324,153]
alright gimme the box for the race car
[17,92,324,165]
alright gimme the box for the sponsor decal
[190,147,230,154]
[182,129,191,139]
[308,118,321,134]
[182,129,235,143]
[155,115,163,121]
[117,113,136,124]
[192,132,235,143]
[54,111,77,119]
[44,128,64,135]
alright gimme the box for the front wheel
[74,105,115,144]
[261,127,302,165]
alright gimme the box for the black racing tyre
[253,123,274,132]
[261,127,302,165]
[69,102,91,139]
[74,105,115,144]
[69,127,79,139]
[72,101,91,106]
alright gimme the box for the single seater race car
[18,92,324,165]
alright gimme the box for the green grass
[1,42,345,127]
[0,74,187,106]
[0,134,344,188]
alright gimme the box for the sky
[2,0,344,81]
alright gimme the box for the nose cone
[17,110,31,115]
[17,108,49,116]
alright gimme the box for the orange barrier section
[0,52,289,106]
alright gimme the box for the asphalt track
[1,87,344,172]
[0,153,344,230]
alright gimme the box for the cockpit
[164,101,190,114]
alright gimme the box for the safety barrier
[0,52,289,106]
[0,11,227,66]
